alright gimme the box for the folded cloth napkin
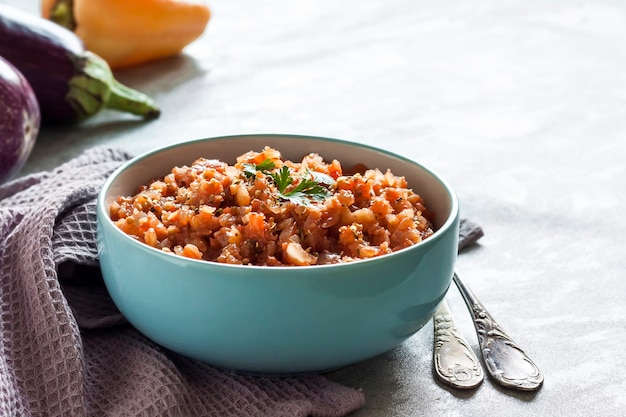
[0,146,484,417]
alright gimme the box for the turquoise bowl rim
[97,133,459,271]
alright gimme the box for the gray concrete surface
[4,0,625,415]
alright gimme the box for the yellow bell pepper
[41,0,211,69]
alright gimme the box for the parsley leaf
[241,158,334,205]
[242,159,276,178]
[309,170,335,187]
[274,168,332,205]
[270,166,294,192]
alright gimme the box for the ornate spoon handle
[453,271,544,391]
[433,300,484,389]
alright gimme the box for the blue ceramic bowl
[96,134,459,374]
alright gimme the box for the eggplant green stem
[67,52,160,121]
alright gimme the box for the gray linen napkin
[0,146,484,416]
[0,147,365,417]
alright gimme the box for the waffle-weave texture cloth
[0,147,367,417]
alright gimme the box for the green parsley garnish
[242,159,334,205]
[309,170,335,187]
[272,167,332,204]
[242,159,276,178]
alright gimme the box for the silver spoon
[452,271,544,391]
[433,219,486,389]
[433,299,484,389]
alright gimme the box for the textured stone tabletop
[5,0,625,415]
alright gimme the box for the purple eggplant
[0,4,159,124]
[0,55,40,184]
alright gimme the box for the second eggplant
[0,4,160,124]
